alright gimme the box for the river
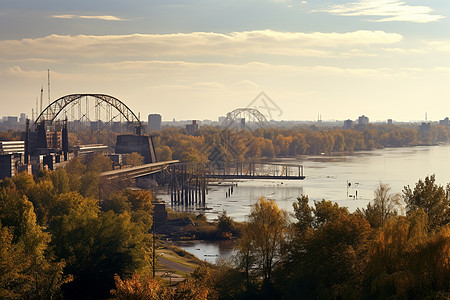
[159,144,450,263]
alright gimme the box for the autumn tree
[0,181,68,298]
[281,199,372,299]
[365,211,449,299]
[49,192,151,299]
[237,198,290,284]
[125,152,144,166]
[111,272,173,300]
[362,183,403,228]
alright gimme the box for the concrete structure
[0,141,25,155]
[0,153,22,179]
[439,117,450,126]
[152,202,168,226]
[115,134,157,163]
[358,115,369,126]
[186,120,199,135]
[19,113,27,123]
[387,119,393,125]
[148,114,162,131]
[420,122,431,137]
[343,119,353,129]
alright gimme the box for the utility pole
[152,224,156,278]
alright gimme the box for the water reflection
[162,144,450,263]
[175,240,236,264]
[159,144,450,222]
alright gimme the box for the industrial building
[148,114,162,131]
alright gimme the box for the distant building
[218,116,226,125]
[358,115,369,126]
[387,119,393,125]
[90,120,103,131]
[186,120,199,135]
[419,122,431,137]
[439,117,450,126]
[239,118,246,129]
[3,116,18,126]
[343,119,353,129]
[148,114,162,131]
[19,113,27,123]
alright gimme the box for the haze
[1,0,449,122]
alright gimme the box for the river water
[159,144,450,263]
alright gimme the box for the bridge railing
[202,161,304,179]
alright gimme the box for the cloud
[0,30,402,60]
[427,41,450,52]
[315,0,444,23]
[52,14,125,21]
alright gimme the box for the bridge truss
[34,94,142,133]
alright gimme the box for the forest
[151,123,450,162]
[0,152,449,299]
[2,123,450,163]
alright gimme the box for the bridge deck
[101,160,179,180]
[205,174,305,180]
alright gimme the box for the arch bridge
[220,108,269,129]
[35,94,142,134]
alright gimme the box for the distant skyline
[1,0,450,122]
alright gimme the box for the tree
[403,175,449,229]
[126,152,144,166]
[80,171,100,199]
[238,198,290,283]
[64,156,86,192]
[0,185,68,299]
[362,183,403,228]
[292,195,313,233]
[85,153,113,173]
[217,210,235,238]
[111,272,173,300]
[365,211,449,299]
[282,199,372,299]
[156,145,173,161]
[51,208,150,299]
[50,168,70,194]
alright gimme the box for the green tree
[50,167,70,194]
[51,207,150,299]
[284,199,372,299]
[217,210,235,237]
[403,175,449,229]
[0,184,67,299]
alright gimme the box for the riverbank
[155,240,207,284]
[156,208,242,241]
[154,209,241,272]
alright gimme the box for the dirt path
[158,257,195,273]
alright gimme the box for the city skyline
[1,0,450,122]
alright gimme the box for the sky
[1,0,450,122]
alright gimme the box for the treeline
[153,124,450,162]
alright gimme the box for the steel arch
[220,108,269,128]
[34,94,141,126]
